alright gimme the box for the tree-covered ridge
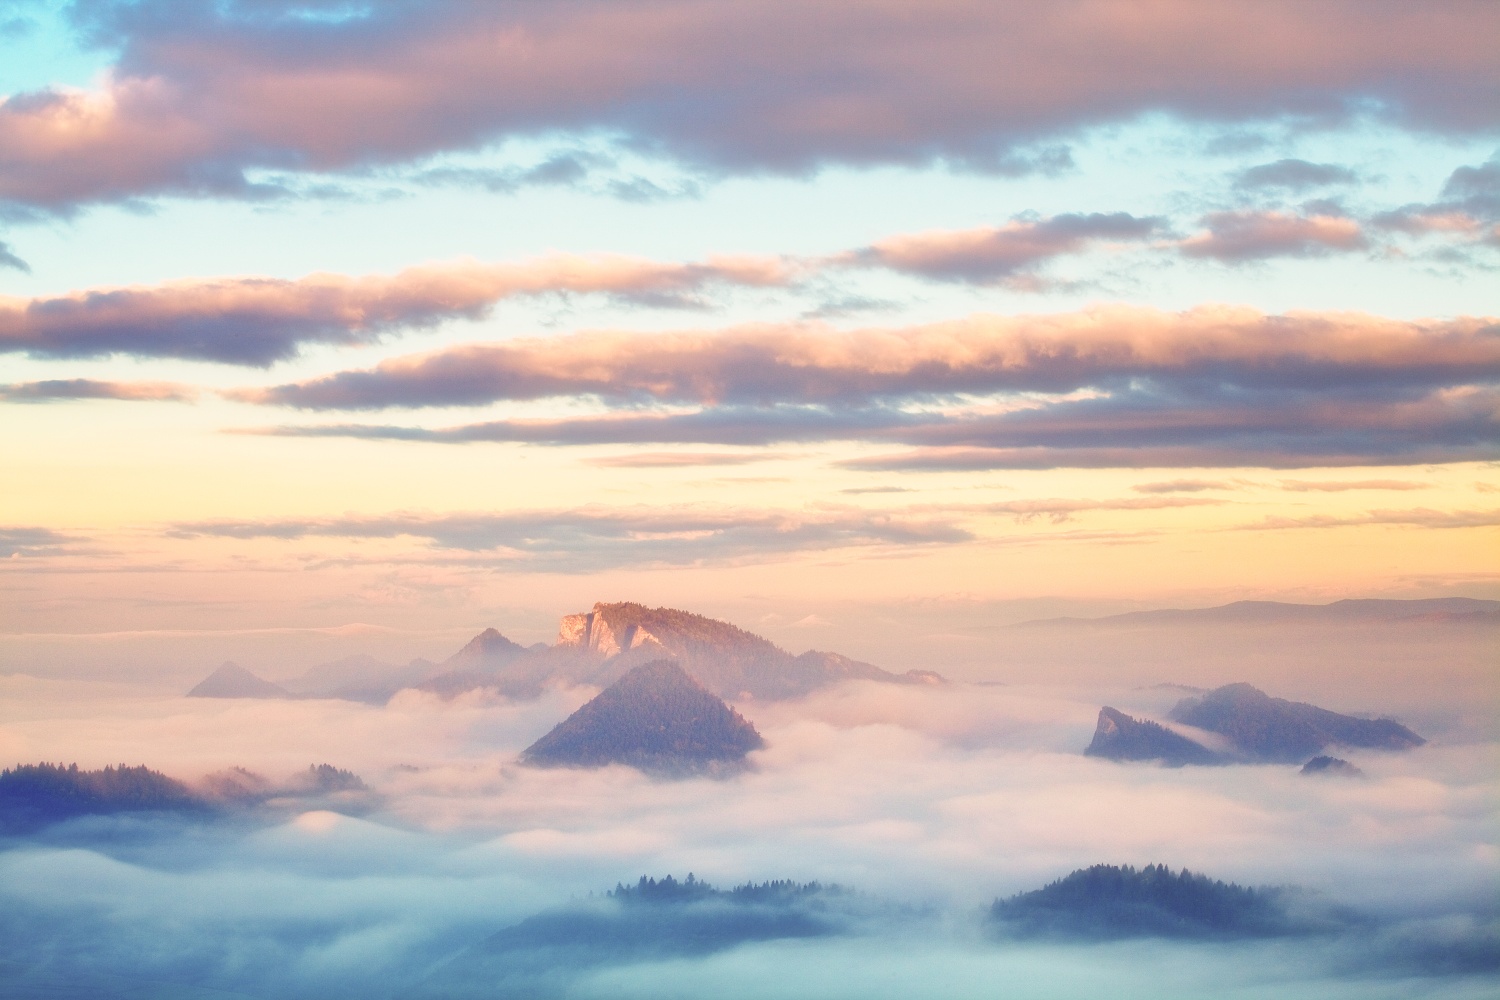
[522,660,766,775]
[607,874,835,905]
[991,864,1294,939]
[0,762,205,832]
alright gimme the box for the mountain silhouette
[1170,683,1425,763]
[186,662,290,699]
[1083,707,1226,766]
[416,602,943,702]
[521,660,766,775]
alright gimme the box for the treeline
[0,762,204,832]
[608,874,835,905]
[991,863,1294,939]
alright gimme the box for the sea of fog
[0,619,1495,999]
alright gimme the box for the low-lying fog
[0,618,1495,999]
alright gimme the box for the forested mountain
[0,763,205,832]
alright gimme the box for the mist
[1,614,1495,999]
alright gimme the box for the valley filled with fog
[1,603,1494,999]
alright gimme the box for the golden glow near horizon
[1,4,1497,639]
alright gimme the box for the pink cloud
[240,307,1500,409]
[1180,212,1367,261]
[0,254,795,364]
[3,1,1497,209]
[844,213,1160,284]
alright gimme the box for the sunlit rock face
[1083,707,1227,766]
[1170,683,1426,763]
[548,602,939,701]
[521,660,766,776]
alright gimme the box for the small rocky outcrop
[186,662,290,699]
[1084,707,1225,766]
[1170,683,1425,763]
[1300,755,1364,778]
[521,660,766,776]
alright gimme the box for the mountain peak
[1170,683,1425,762]
[1084,707,1225,766]
[521,660,766,776]
[187,662,290,699]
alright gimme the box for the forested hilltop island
[0,762,373,834]
[187,601,944,705]
[991,864,1303,939]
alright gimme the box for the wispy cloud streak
[232,307,1500,469]
[0,255,793,364]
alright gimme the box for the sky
[0,0,1497,647]
[0,7,1496,998]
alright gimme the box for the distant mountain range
[186,601,945,705]
[1018,597,1500,628]
[1085,683,1425,766]
[522,660,766,776]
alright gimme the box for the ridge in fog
[183,601,946,705]
[1016,597,1500,628]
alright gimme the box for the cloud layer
[2,1,1497,210]
[237,307,1500,469]
[0,255,792,364]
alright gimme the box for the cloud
[0,255,796,364]
[0,240,28,272]
[971,497,1223,524]
[1238,507,1500,531]
[582,451,787,468]
[0,526,80,557]
[166,505,972,571]
[0,378,196,402]
[1180,211,1367,261]
[1370,155,1500,248]
[233,307,1500,469]
[242,308,1500,410]
[841,213,1161,285]
[3,1,1498,211]
[1132,480,1234,494]
[1233,159,1357,192]
[1277,479,1427,492]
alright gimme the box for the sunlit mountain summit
[186,601,945,704]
